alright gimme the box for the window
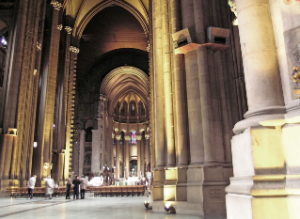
[129,131,136,144]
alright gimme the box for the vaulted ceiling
[62,0,149,38]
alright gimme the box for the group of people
[66,175,88,200]
[27,175,88,200]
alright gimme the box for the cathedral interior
[0,0,300,218]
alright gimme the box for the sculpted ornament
[69,46,80,54]
[50,0,62,11]
[57,24,63,31]
[291,66,300,96]
[64,26,73,34]
[228,0,238,26]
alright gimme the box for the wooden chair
[110,186,119,197]
[121,186,128,196]
[127,186,133,196]
[104,186,111,197]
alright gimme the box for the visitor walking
[27,175,37,199]
[66,178,71,199]
[72,176,80,199]
[80,176,88,199]
[45,176,55,199]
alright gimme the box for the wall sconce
[164,203,176,213]
[33,142,37,148]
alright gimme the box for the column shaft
[184,51,204,164]
[235,0,284,113]
[115,136,121,179]
[153,0,165,168]
[136,136,141,178]
[161,0,175,167]
[171,0,188,166]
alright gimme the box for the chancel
[0,0,300,218]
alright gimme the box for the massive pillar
[225,0,295,219]
[145,134,150,172]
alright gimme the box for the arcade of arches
[0,0,300,218]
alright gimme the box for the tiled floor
[0,195,226,219]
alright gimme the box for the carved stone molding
[69,46,80,54]
[124,136,130,141]
[228,0,238,26]
[36,42,42,51]
[57,24,63,31]
[136,135,142,141]
[65,26,73,34]
[51,0,62,11]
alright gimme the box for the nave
[0,196,225,219]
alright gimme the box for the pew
[6,185,146,198]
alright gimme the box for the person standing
[66,178,71,199]
[80,176,87,199]
[27,175,37,199]
[72,176,80,199]
[45,176,54,199]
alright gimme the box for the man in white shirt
[27,175,37,199]
[80,176,88,199]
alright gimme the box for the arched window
[129,131,136,144]
[114,102,120,116]
[120,101,127,116]
[130,102,136,116]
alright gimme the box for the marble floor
[0,195,226,219]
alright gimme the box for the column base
[226,193,300,219]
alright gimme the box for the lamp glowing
[33,142,37,148]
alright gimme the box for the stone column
[145,134,150,172]
[140,136,145,177]
[184,51,204,165]
[152,0,165,169]
[115,135,121,179]
[0,132,16,191]
[124,136,130,178]
[170,0,188,167]
[136,135,142,178]
[57,152,65,185]
[79,130,85,177]
[161,0,175,167]
[233,0,285,133]
[226,1,288,219]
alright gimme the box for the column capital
[124,136,130,141]
[64,26,73,34]
[69,46,80,54]
[136,135,142,141]
[50,0,62,11]
[115,135,122,141]
[145,134,150,140]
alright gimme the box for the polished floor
[0,195,226,219]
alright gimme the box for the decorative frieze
[64,26,73,34]
[57,24,63,31]
[69,46,80,54]
[50,0,62,11]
